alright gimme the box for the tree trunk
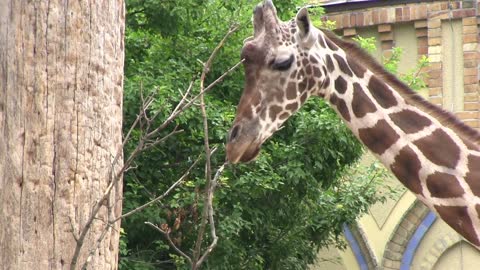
[0,1,125,269]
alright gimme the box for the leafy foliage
[354,36,430,91]
[118,1,420,269]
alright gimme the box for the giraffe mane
[321,29,480,145]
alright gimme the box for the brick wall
[322,0,480,128]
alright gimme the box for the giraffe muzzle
[226,123,262,164]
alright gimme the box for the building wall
[311,1,480,269]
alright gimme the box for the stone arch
[381,200,431,269]
[344,224,378,270]
[418,233,462,269]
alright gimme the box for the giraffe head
[226,0,326,163]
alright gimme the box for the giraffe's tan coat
[226,1,480,249]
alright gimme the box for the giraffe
[225,0,480,248]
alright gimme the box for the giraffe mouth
[226,141,262,164]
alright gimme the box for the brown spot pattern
[279,112,289,120]
[358,119,400,155]
[318,34,326,48]
[330,93,351,122]
[389,110,432,134]
[465,155,480,197]
[325,37,339,51]
[300,93,307,104]
[334,76,347,94]
[269,105,282,121]
[426,172,464,198]
[368,75,398,109]
[333,54,353,77]
[347,56,366,78]
[352,82,377,118]
[322,77,331,89]
[285,102,298,112]
[326,55,334,72]
[413,129,460,169]
[390,145,423,194]
[286,82,297,100]
[313,66,322,77]
[434,205,480,246]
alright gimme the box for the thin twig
[146,59,243,139]
[116,153,204,222]
[195,163,226,266]
[192,23,240,269]
[145,222,193,265]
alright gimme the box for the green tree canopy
[120,1,390,269]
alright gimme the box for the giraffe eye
[271,54,294,71]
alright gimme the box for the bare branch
[192,24,240,268]
[116,153,203,222]
[195,163,226,267]
[145,222,193,265]
[146,59,243,138]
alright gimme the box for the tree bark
[0,1,125,269]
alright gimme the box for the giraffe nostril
[229,125,241,142]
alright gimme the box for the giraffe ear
[296,7,310,38]
[253,3,264,37]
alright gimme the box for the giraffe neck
[315,30,480,248]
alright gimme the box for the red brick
[464,94,479,102]
[465,84,479,93]
[464,59,477,68]
[416,28,428,37]
[429,97,443,105]
[428,19,441,29]
[464,52,479,60]
[373,10,380,24]
[464,103,479,111]
[428,78,442,87]
[463,34,478,44]
[380,9,388,23]
[463,17,478,26]
[418,37,428,47]
[431,11,450,20]
[464,120,479,128]
[415,5,427,20]
[428,69,442,79]
[464,75,478,85]
[453,9,476,18]
[415,20,428,29]
[429,87,442,96]
[464,68,478,76]
[343,14,351,28]
[403,6,411,21]
[428,28,442,38]
[396,7,403,21]
[456,111,478,119]
[418,46,428,55]
[343,28,357,37]
[429,3,442,12]
[463,25,478,34]
[364,11,373,26]
[378,24,392,33]
[356,12,364,26]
